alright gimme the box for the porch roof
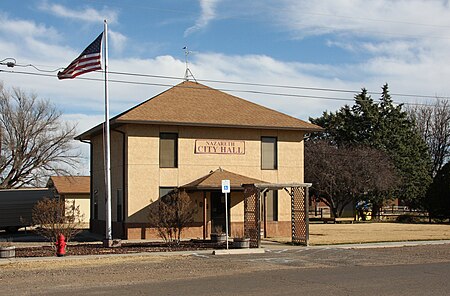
[180,168,267,191]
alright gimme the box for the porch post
[203,191,207,240]
[256,188,261,248]
[305,186,310,246]
[263,190,267,239]
[244,185,259,248]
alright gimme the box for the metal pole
[103,19,112,244]
[225,192,229,249]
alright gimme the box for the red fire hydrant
[55,234,66,257]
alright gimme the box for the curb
[321,240,450,250]
[212,248,265,255]
[1,240,449,265]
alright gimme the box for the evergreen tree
[310,84,432,211]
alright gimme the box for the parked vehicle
[0,188,54,233]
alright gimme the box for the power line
[0,68,444,107]
[108,70,449,100]
[3,58,449,101]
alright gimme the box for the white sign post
[221,179,230,249]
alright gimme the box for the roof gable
[180,168,266,190]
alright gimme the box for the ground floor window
[159,187,176,198]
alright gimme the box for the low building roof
[47,176,90,195]
[76,81,322,140]
[180,168,267,190]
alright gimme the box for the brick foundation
[89,219,291,240]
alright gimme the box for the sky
[2,0,450,174]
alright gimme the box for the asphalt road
[2,243,450,296]
[72,262,450,296]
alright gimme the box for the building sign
[195,140,245,155]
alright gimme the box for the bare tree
[407,98,450,176]
[0,83,79,188]
[32,198,84,245]
[305,140,398,218]
[148,189,197,244]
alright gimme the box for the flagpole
[103,19,113,245]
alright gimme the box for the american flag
[57,32,103,80]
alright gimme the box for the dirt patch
[267,222,450,245]
[13,241,223,258]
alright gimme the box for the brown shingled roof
[76,81,322,140]
[116,81,321,131]
[180,168,267,190]
[47,176,90,195]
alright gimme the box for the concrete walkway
[261,239,450,250]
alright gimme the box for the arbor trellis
[243,183,311,247]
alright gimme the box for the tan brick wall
[91,123,305,239]
[63,193,90,223]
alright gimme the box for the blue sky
[2,0,450,173]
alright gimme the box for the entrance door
[210,191,230,233]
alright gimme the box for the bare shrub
[305,140,399,218]
[32,198,84,245]
[148,189,196,244]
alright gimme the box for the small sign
[222,179,230,193]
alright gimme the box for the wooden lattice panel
[244,185,259,248]
[291,187,308,245]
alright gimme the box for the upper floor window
[261,136,277,170]
[160,133,178,168]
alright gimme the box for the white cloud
[39,1,118,24]
[0,14,59,39]
[184,0,221,36]
[109,30,127,54]
[276,0,450,40]
[4,0,450,175]
[0,14,69,62]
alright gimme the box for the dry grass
[312,223,450,245]
[269,223,450,245]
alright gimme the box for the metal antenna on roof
[183,46,197,82]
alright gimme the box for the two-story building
[76,81,321,240]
